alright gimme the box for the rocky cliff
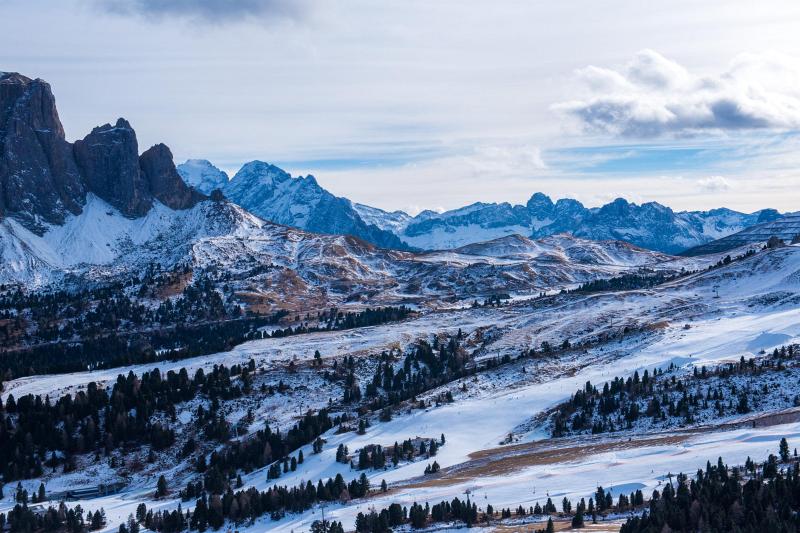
[0,72,202,233]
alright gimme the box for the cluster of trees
[353,334,474,413]
[0,361,252,481]
[574,271,679,293]
[471,294,510,307]
[621,439,800,532]
[552,347,797,437]
[203,409,343,487]
[349,436,444,470]
[353,496,483,532]
[131,472,374,533]
[266,306,413,339]
[0,502,106,533]
[573,248,760,296]
[0,276,279,379]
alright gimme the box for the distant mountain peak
[177,159,229,194]
[219,159,411,250]
[527,192,554,212]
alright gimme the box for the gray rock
[73,118,152,217]
[0,73,85,232]
[140,144,204,210]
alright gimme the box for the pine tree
[572,503,585,528]
[780,437,790,462]
[156,475,168,498]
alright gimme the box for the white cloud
[697,175,733,192]
[556,50,800,137]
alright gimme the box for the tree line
[0,360,253,481]
[551,345,797,437]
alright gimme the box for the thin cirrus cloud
[555,49,800,137]
[92,0,308,23]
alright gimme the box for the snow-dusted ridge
[0,192,712,316]
[178,159,783,254]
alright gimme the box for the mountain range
[177,158,781,254]
[0,70,785,297]
[0,71,709,305]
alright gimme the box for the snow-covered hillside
[0,193,703,312]
[2,241,799,533]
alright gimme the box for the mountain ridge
[179,158,780,254]
[178,159,412,250]
[0,72,204,234]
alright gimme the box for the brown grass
[404,433,689,489]
[403,406,800,490]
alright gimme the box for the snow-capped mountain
[682,213,800,256]
[355,193,781,254]
[176,159,229,193]
[1,188,702,308]
[175,153,777,254]
[177,159,410,251]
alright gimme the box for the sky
[2,0,800,214]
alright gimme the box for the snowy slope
[684,213,800,256]
[3,244,800,533]
[221,161,409,250]
[176,159,229,193]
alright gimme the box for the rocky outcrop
[140,144,204,210]
[0,72,206,229]
[73,118,153,217]
[0,72,85,232]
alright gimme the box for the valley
[2,236,799,532]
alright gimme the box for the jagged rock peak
[526,192,554,213]
[0,72,85,231]
[73,116,152,217]
[140,144,205,210]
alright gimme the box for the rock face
[140,144,204,210]
[74,118,153,217]
[0,72,203,231]
[0,73,85,231]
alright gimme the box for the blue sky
[3,0,800,214]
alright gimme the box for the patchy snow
[3,244,800,533]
